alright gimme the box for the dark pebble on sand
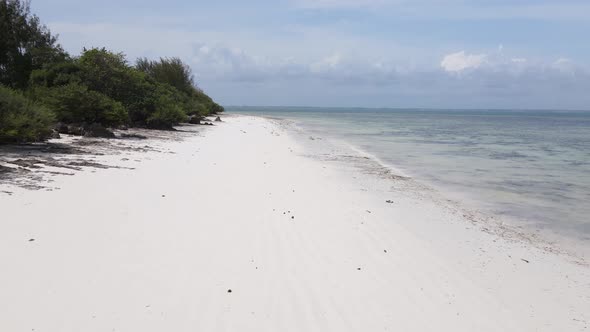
[28,239,35,242]
[227,289,232,293]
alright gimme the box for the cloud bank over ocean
[37,0,590,109]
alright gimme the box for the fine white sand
[0,115,588,332]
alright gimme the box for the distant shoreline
[226,105,590,113]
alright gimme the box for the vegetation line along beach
[1,0,223,144]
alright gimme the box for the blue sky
[32,0,590,109]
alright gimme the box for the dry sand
[0,115,588,331]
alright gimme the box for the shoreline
[260,114,590,261]
[1,115,589,331]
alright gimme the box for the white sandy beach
[0,115,588,332]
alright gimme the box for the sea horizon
[226,105,590,113]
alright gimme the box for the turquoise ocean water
[229,107,590,239]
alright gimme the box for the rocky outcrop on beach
[55,123,115,138]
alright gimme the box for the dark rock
[55,122,69,134]
[67,124,85,136]
[120,133,147,140]
[29,238,35,242]
[521,259,529,263]
[83,124,115,138]
[147,121,176,131]
[49,129,61,139]
[227,289,232,293]
[56,122,85,136]
[188,115,202,124]
[357,267,361,271]
[214,116,222,122]
[386,200,394,204]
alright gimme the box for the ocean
[228,106,590,240]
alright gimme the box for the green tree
[136,57,195,94]
[0,0,67,90]
[29,60,83,88]
[137,57,224,115]
[78,48,135,103]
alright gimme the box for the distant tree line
[0,0,223,143]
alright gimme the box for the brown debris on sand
[0,126,201,191]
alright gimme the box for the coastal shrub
[191,89,224,115]
[146,96,187,129]
[29,61,83,88]
[35,83,127,126]
[0,85,54,143]
[136,57,224,115]
[207,101,225,114]
[2,2,223,134]
[142,83,187,129]
[76,49,187,128]
[187,102,209,117]
[77,48,140,105]
[136,57,195,94]
[29,49,181,129]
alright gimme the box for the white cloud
[551,57,577,75]
[45,20,590,109]
[310,53,342,72]
[440,51,488,72]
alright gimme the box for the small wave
[490,151,530,159]
[334,140,411,178]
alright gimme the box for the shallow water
[229,107,590,239]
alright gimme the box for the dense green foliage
[0,0,222,143]
[136,57,194,94]
[0,0,67,90]
[137,57,224,115]
[32,83,127,126]
[0,85,54,143]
